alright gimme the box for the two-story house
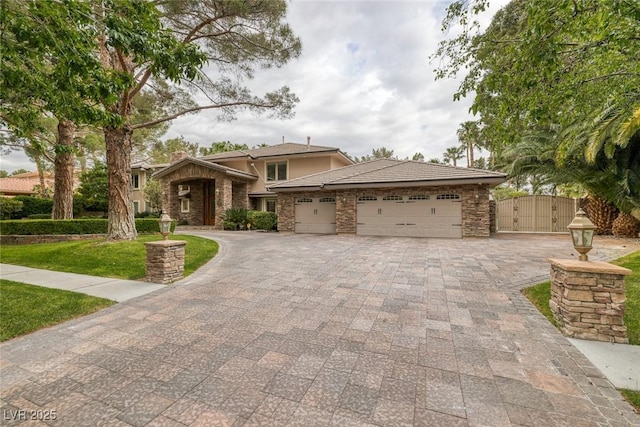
[132,140,353,227]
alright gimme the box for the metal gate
[496,195,578,232]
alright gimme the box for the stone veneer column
[336,190,356,234]
[548,258,631,343]
[214,178,233,230]
[145,240,187,284]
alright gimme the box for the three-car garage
[270,159,507,239]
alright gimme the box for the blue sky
[1,0,508,172]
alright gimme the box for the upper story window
[266,161,287,181]
[132,173,140,189]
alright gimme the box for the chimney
[170,151,189,164]
[307,136,311,150]
[282,136,285,144]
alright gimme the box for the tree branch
[131,101,278,130]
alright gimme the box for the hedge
[0,218,176,235]
[247,210,277,230]
[12,196,53,218]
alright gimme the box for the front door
[203,180,216,225]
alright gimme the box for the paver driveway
[1,232,639,426]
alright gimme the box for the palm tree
[443,146,465,167]
[457,120,482,168]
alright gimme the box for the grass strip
[0,234,218,280]
[0,279,115,342]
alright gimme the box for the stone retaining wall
[548,258,631,343]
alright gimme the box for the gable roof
[267,159,507,191]
[200,142,352,162]
[152,157,258,180]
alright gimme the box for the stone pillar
[336,190,356,234]
[145,240,187,284]
[214,178,233,230]
[548,258,631,343]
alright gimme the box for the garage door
[356,194,462,238]
[294,197,336,234]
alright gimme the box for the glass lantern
[567,208,595,261]
[158,212,172,240]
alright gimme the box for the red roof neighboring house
[0,172,55,197]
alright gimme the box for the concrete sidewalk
[0,263,165,303]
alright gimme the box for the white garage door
[295,197,337,234]
[356,194,462,238]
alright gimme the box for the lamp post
[567,208,595,261]
[158,211,172,241]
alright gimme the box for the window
[132,173,140,189]
[437,194,460,200]
[319,197,335,203]
[266,161,287,181]
[265,198,277,212]
[296,198,313,203]
[382,195,403,201]
[181,198,190,213]
[357,195,377,201]
[408,195,430,200]
[133,201,140,214]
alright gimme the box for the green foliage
[0,279,115,342]
[143,178,163,213]
[411,152,425,162]
[223,208,249,229]
[27,214,53,220]
[612,251,640,345]
[443,146,465,167]
[521,282,559,328]
[76,163,109,212]
[0,218,174,235]
[199,141,250,157]
[145,136,198,164]
[434,0,640,205]
[0,235,218,281]
[247,211,277,231]
[492,186,529,201]
[9,169,28,176]
[619,389,640,413]
[223,220,239,231]
[355,147,397,163]
[0,198,23,220]
[12,196,52,218]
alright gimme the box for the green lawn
[0,279,115,341]
[0,234,218,280]
[522,250,640,412]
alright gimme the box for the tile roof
[200,142,345,161]
[0,177,52,195]
[268,159,507,190]
[152,157,258,180]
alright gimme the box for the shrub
[0,198,23,220]
[223,207,248,230]
[223,220,238,230]
[247,210,277,230]
[12,196,52,218]
[0,218,176,235]
[27,214,52,219]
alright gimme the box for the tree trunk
[52,119,76,219]
[35,155,47,198]
[105,125,137,241]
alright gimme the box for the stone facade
[276,184,492,237]
[145,240,186,284]
[159,163,252,229]
[548,258,631,343]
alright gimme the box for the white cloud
[3,0,509,173]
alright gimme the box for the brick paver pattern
[1,233,639,426]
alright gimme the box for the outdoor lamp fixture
[567,208,595,261]
[158,211,172,240]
